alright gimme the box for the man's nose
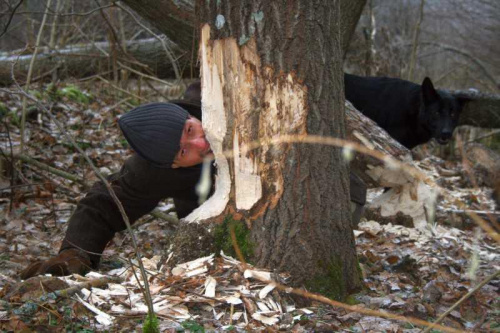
[188,137,207,151]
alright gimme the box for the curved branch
[418,41,499,89]
[0,0,24,38]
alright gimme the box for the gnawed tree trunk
[0,38,182,86]
[180,0,363,299]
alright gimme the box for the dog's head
[420,78,468,145]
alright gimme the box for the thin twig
[416,42,499,89]
[11,276,122,316]
[422,270,500,333]
[20,0,52,155]
[15,3,116,17]
[465,129,500,144]
[96,75,146,101]
[117,61,173,87]
[15,152,86,185]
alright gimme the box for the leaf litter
[0,82,499,332]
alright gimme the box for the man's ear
[421,77,440,106]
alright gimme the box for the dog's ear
[421,77,440,105]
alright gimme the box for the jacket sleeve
[60,153,201,266]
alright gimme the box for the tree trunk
[181,0,363,299]
[0,38,182,86]
[340,0,367,57]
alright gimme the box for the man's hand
[20,248,92,279]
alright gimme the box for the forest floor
[0,81,499,332]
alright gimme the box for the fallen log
[453,89,500,129]
[344,102,439,229]
[0,38,183,86]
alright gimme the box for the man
[21,82,366,279]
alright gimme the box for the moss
[304,257,346,301]
[345,294,361,305]
[214,215,254,262]
[142,313,159,333]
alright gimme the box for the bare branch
[14,2,116,17]
[0,0,23,39]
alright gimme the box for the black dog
[344,73,468,149]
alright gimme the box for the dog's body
[344,73,467,149]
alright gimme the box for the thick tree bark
[181,0,363,298]
[0,38,182,86]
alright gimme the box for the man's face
[172,116,213,168]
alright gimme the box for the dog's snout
[440,131,452,141]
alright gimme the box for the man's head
[118,102,212,168]
[171,115,212,168]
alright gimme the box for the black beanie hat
[118,102,189,168]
